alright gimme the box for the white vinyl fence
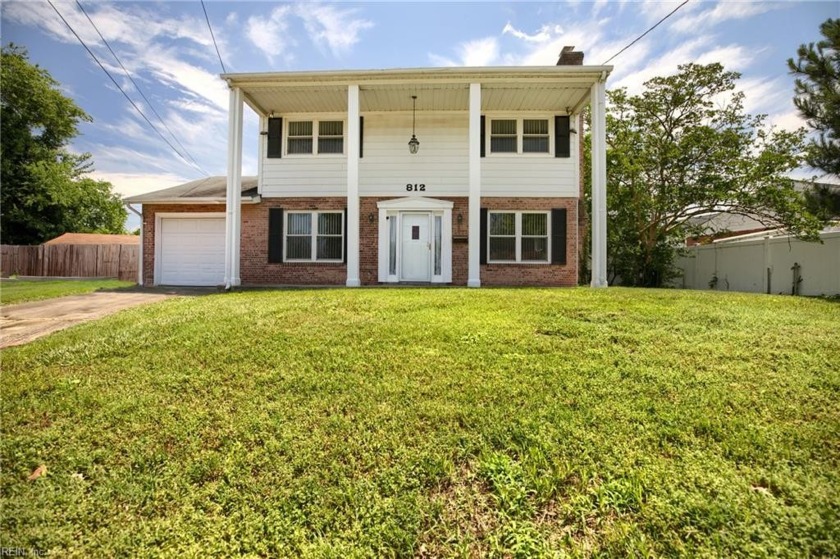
[674,229,840,296]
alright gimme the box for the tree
[788,18,840,177]
[1,44,126,245]
[804,183,840,220]
[605,63,822,287]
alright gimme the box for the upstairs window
[318,121,344,154]
[286,120,344,155]
[287,121,313,154]
[522,119,549,153]
[488,118,551,155]
[490,119,517,153]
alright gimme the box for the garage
[157,216,226,286]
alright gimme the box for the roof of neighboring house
[686,212,769,234]
[44,233,140,245]
[123,176,259,204]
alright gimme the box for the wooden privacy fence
[1,244,138,281]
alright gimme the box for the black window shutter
[479,208,488,265]
[555,116,570,158]
[267,117,283,158]
[343,208,348,264]
[551,208,567,264]
[359,116,364,159]
[268,207,284,263]
[480,115,486,158]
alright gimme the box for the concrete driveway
[1,291,174,349]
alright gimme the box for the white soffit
[233,66,611,116]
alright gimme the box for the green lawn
[1,288,837,557]
[0,278,134,305]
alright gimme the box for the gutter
[121,196,262,205]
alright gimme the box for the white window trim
[487,210,551,264]
[486,116,553,157]
[285,118,346,157]
[284,211,344,263]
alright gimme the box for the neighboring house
[684,213,771,246]
[126,53,611,287]
[44,233,140,246]
[685,180,840,246]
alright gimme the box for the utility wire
[46,0,209,177]
[75,0,207,175]
[601,0,691,65]
[201,0,226,74]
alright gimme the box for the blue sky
[2,1,837,209]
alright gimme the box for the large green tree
[1,44,126,245]
[605,63,821,287]
[788,18,840,177]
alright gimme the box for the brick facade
[241,198,347,285]
[142,195,578,287]
[480,197,578,287]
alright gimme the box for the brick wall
[241,198,347,285]
[480,197,578,287]
[142,195,578,287]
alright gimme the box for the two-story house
[127,55,611,288]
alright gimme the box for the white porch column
[467,82,482,288]
[590,78,608,288]
[225,86,244,287]
[346,84,361,287]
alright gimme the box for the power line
[201,0,226,74]
[601,0,691,65]
[75,0,207,175]
[46,0,209,177]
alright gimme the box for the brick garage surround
[142,196,578,287]
[140,204,225,286]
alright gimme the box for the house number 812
[406,183,426,192]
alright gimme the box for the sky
[1,0,837,230]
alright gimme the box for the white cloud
[502,22,555,43]
[463,37,501,66]
[610,36,713,94]
[90,171,192,198]
[296,4,374,57]
[767,109,806,133]
[737,75,800,121]
[430,37,500,67]
[670,1,780,34]
[695,44,757,72]
[246,5,295,65]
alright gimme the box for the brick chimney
[557,46,584,65]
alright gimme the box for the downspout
[126,203,143,285]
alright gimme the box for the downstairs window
[285,211,344,262]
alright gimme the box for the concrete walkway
[1,291,173,349]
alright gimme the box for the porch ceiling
[227,66,611,116]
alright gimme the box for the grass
[1,288,838,557]
[0,278,134,305]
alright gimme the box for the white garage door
[158,217,226,286]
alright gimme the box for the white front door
[401,213,431,281]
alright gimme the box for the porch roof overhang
[222,66,612,117]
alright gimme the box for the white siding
[262,156,347,197]
[261,111,580,198]
[481,156,576,197]
[360,113,468,196]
